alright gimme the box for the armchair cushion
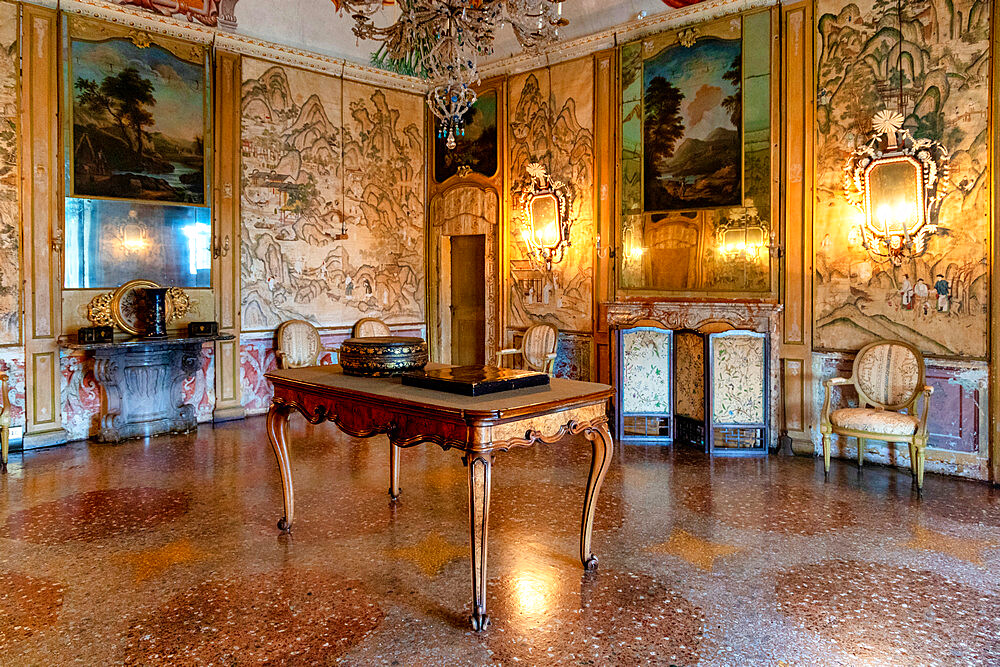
[831,407,918,436]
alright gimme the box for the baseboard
[21,428,69,451]
[213,405,246,423]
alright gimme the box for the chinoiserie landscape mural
[813,0,991,358]
[240,59,425,331]
[0,2,18,345]
[507,59,595,334]
[70,33,207,204]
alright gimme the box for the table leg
[580,423,613,571]
[266,403,294,533]
[466,451,493,631]
[389,442,401,501]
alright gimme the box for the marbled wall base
[0,347,25,428]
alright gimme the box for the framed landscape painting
[69,27,208,204]
[642,32,742,211]
[434,89,498,182]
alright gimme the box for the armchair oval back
[522,323,558,372]
[353,318,391,338]
[852,340,924,409]
[276,319,322,369]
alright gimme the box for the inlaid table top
[266,362,612,422]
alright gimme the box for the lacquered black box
[79,326,114,344]
[401,365,549,396]
[188,321,218,337]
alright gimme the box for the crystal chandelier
[335,0,567,148]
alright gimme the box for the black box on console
[188,321,219,337]
[79,326,114,344]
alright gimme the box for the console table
[60,334,233,443]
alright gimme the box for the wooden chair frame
[497,323,558,375]
[1,372,10,473]
[820,339,934,489]
[275,320,336,369]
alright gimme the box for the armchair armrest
[497,348,519,355]
[820,376,853,426]
[916,385,934,434]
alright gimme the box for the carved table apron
[264,364,614,631]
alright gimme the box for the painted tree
[722,53,741,129]
[643,76,685,175]
[76,67,156,162]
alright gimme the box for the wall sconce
[595,234,615,259]
[517,163,573,270]
[622,225,646,263]
[717,211,778,262]
[844,110,949,265]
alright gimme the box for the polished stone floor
[2,417,999,666]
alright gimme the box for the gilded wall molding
[479,0,779,78]
[57,0,426,93]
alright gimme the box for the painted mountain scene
[240,59,425,331]
[813,0,991,358]
[71,37,206,203]
[642,35,742,211]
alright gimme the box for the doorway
[449,234,486,365]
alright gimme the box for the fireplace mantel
[604,300,783,449]
[604,300,782,335]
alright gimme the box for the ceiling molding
[479,0,778,77]
[58,0,427,93]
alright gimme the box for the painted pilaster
[20,4,66,448]
[212,50,243,422]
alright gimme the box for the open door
[449,234,486,365]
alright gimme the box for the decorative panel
[618,10,776,296]
[813,0,991,358]
[240,58,425,331]
[674,331,704,420]
[620,327,671,415]
[710,332,765,425]
[0,347,25,428]
[553,332,593,382]
[507,56,595,333]
[0,1,19,345]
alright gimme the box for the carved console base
[94,342,202,443]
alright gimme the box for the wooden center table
[264,363,614,631]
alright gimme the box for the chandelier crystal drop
[335,0,567,149]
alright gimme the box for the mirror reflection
[64,198,212,289]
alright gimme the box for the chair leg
[915,441,926,491]
[907,441,917,479]
[1,426,7,474]
[821,433,831,480]
[857,437,864,470]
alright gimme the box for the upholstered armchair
[352,317,391,338]
[1,372,10,473]
[820,340,934,489]
[275,320,336,369]
[497,323,558,375]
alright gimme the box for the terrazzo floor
[2,417,999,665]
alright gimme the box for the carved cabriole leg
[266,402,294,533]
[580,423,613,571]
[465,451,493,631]
[389,442,401,501]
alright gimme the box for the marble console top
[59,333,234,351]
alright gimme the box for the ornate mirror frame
[516,162,573,270]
